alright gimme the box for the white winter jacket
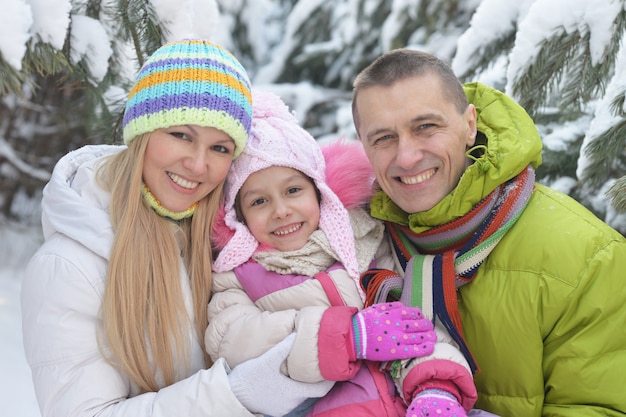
[21,145,255,417]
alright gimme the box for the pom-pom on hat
[122,39,252,158]
[213,90,361,290]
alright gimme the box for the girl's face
[238,166,320,252]
[142,125,235,213]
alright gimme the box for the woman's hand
[228,333,334,416]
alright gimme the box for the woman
[20,39,331,417]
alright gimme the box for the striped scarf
[364,165,535,373]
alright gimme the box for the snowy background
[2,0,625,416]
[1,223,42,417]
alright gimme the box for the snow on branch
[0,137,50,182]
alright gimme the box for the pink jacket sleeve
[317,306,361,381]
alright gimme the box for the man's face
[355,74,477,214]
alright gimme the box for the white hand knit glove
[228,333,334,416]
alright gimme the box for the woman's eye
[213,142,236,154]
[170,131,190,140]
[212,144,232,154]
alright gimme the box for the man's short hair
[352,49,468,133]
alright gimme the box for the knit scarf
[141,183,197,220]
[253,207,384,278]
[375,165,535,373]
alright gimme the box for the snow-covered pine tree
[0,0,168,221]
[1,0,624,234]
[451,0,626,232]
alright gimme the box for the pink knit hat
[212,90,360,286]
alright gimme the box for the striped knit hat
[122,39,252,158]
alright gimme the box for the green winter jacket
[369,82,626,417]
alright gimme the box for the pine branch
[580,87,626,194]
[116,0,165,67]
[0,62,28,96]
[456,34,516,82]
[535,132,584,183]
[0,136,50,182]
[511,30,583,115]
[511,12,623,117]
[608,176,626,212]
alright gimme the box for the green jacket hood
[371,82,543,232]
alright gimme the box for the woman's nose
[182,150,208,174]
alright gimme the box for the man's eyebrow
[411,113,443,124]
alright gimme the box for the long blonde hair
[97,134,222,392]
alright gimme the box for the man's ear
[465,104,478,147]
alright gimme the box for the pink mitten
[407,389,467,417]
[350,301,436,361]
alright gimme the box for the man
[352,48,626,416]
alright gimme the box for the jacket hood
[41,144,123,260]
[370,82,543,231]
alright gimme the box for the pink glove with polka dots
[407,389,467,417]
[350,301,436,361]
